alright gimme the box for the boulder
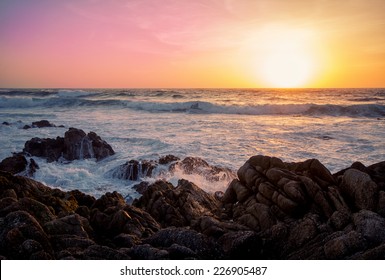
[340,169,379,211]
[23,128,114,162]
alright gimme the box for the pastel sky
[1,0,385,88]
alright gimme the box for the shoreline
[1,152,384,259]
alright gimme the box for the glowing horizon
[1,0,385,88]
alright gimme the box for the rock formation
[23,127,114,162]
[0,155,384,260]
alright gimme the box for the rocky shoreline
[0,123,384,259]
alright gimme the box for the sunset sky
[1,0,385,88]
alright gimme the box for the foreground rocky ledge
[0,155,384,260]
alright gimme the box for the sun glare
[255,27,317,88]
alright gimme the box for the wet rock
[63,128,114,161]
[23,137,65,162]
[0,154,28,175]
[159,155,180,165]
[170,157,235,182]
[109,160,156,181]
[0,154,39,177]
[23,128,114,162]
[31,120,56,128]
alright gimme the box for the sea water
[1,88,384,198]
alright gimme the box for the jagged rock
[63,128,114,161]
[134,179,221,228]
[23,128,114,162]
[23,137,65,162]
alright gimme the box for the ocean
[1,88,384,199]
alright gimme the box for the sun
[255,27,317,88]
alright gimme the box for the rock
[328,210,351,230]
[353,210,385,245]
[219,231,262,259]
[44,214,93,238]
[340,169,379,211]
[144,227,219,259]
[23,137,65,162]
[113,233,140,248]
[134,179,221,228]
[81,245,129,260]
[127,244,169,260]
[2,121,10,126]
[324,231,366,259]
[109,160,156,181]
[170,157,235,182]
[0,211,52,259]
[31,120,56,128]
[0,154,28,174]
[63,128,114,161]
[86,131,115,161]
[23,128,114,162]
[159,155,180,165]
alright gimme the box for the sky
[1,0,385,88]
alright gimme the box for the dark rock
[134,179,221,228]
[133,181,150,194]
[0,211,52,259]
[353,210,385,245]
[110,160,156,181]
[219,231,262,259]
[159,155,180,165]
[324,231,366,259]
[340,169,379,211]
[144,227,220,259]
[31,120,56,128]
[23,128,114,162]
[170,157,235,182]
[44,214,93,238]
[24,137,65,162]
[2,121,10,126]
[81,245,129,260]
[113,233,140,248]
[0,154,28,174]
[127,244,169,260]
